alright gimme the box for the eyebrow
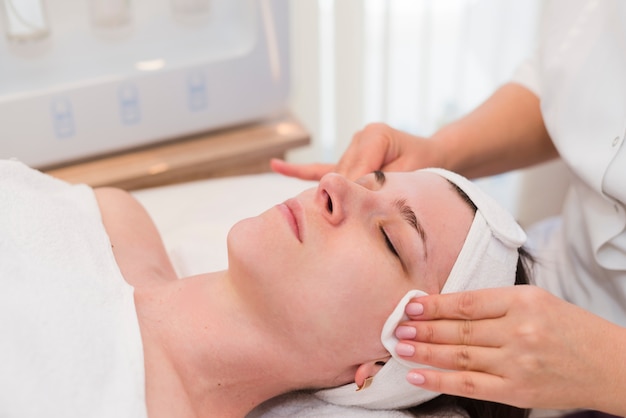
[372,171,428,257]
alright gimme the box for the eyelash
[380,226,400,258]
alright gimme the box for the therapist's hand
[394,285,626,415]
[271,123,443,181]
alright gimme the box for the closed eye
[380,226,399,258]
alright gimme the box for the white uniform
[513,0,626,325]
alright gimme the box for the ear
[354,355,391,390]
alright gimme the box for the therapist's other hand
[335,123,443,180]
[394,286,626,415]
[270,159,334,181]
[271,123,443,181]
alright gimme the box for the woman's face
[227,171,474,382]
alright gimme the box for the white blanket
[0,160,147,418]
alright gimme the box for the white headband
[316,168,526,409]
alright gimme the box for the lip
[277,198,303,242]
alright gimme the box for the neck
[134,272,308,418]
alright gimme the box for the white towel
[0,160,147,418]
[316,168,526,409]
[247,391,468,417]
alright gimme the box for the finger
[335,154,386,181]
[270,159,334,181]
[395,341,503,374]
[334,133,390,180]
[405,368,517,408]
[408,288,516,321]
[397,317,506,347]
[380,159,411,173]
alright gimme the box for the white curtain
[287,0,543,214]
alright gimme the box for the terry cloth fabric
[247,391,469,418]
[0,160,148,418]
[316,168,527,410]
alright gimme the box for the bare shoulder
[94,187,177,287]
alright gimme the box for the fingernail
[407,372,425,385]
[395,325,417,339]
[395,342,415,357]
[406,302,424,316]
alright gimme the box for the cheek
[304,240,396,294]
[298,244,407,347]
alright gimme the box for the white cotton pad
[315,289,440,409]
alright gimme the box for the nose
[316,172,366,225]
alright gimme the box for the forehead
[374,171,457,202]
[355,170,470,220]
[382,170,473,230]
[378,170,475,291]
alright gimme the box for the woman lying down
[0,159,532,418]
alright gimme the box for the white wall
[285,0,546,218]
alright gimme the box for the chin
[226,217,260,268]
[226,213,284,284]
